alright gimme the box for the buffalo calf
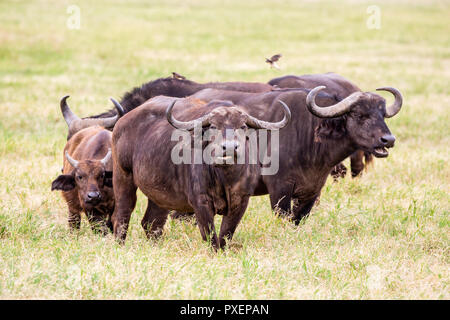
[51,96,122,232]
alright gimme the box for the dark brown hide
[185,86,399,224]
[268,73,374,178]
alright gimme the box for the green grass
[0,0,449,299]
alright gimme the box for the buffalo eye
[77,175,83,180]
[240,125,247,130]
[104,171,113,188]
[362,114,371,121]
[353,113,366,121]
[209,125,217,130]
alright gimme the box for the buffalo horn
[306,86,364,118]
[245,100,291,130]
[100,148,112,166]
[65,151,79,168]
[376,87,403,118]
[166,100,212,131]
[60,96,121,136]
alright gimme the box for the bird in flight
[172,72,186,80]
[265,54,282,69]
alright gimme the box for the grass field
[0,0,449,299]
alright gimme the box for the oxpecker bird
[172,72,186,80]
[265,54,282,69]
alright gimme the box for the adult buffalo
[110,96,291,248]
[185,84,403,224]
[269,73,373,178]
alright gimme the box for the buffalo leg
[268,184,293,216]
[292,196,318,225]
[330,162,347,181]
[86,209,111,235]
[192,195,219,249]
[350,150,365,177]
[106,215,113,233]
[111,167,137,242]
[218,196,250,248]
[141,199,170,239]
[68,209,81,230]
[63,191,82,230]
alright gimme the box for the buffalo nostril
[88,191,100,199]
[380,134,395,147]
[221,141,239,152]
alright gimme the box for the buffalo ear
[51,175,76,191]
[315,118,347,141]
[104,171,113,188]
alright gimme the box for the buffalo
[51,96,123,232]
[73,74,400,225]
[269,73,374,179]
[110,96,291,248]
[181,84,403,223]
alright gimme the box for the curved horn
[246,100,292,130]
[65,151,79,168]
[60,96,121,137]
[306,86,364,118]
[376,87,403,118]
[110,97,125,117]
[166,100,212,131]
[60,95,80,127]
[100,148,112,166]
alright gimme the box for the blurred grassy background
[0,0,448,299]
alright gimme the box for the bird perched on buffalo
[172,72,186,80]
[265,54,282,69]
